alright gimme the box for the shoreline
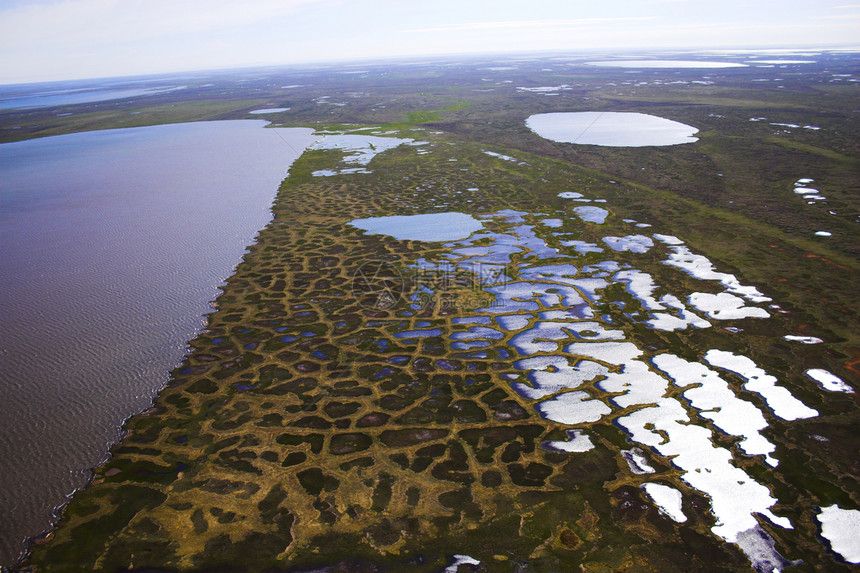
[0,121,317,568]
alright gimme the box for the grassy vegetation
[765,138,856,163]
[9,53,859,572]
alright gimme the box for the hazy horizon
[2,0,859,85]
[3,43,858,88]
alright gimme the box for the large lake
[0,120,316,565]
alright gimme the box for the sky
[1,0,858,84]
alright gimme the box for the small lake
[526,112,699,147]
[0,120,316,565]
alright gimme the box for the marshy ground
[4,52,858,572]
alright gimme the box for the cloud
[405,17,654,34]
[812,12,860,18]
[2,0,858,84]
[0,0,326,49]
[0,0,333,82]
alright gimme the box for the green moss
[34,486,166,571]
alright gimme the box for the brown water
[0,120,316,566]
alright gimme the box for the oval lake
[526,111,699,147]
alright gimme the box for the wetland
[1,49,858,572]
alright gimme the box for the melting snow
[704,350,818,420]
[805,369,854,393]
[483,150,517,162]
[652,353,779,466]
[622,448,655,474]
[445,554,481,572]
[642,483,687,522]
[663,246,771,303]
[573,206,609,224]
[817,506,860,563]
[542,429,596,452]
[561,240,603,254]
[783,335,823,344]
[653,233,684,245]
[688,292,770,320]
[602,234,654,253]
